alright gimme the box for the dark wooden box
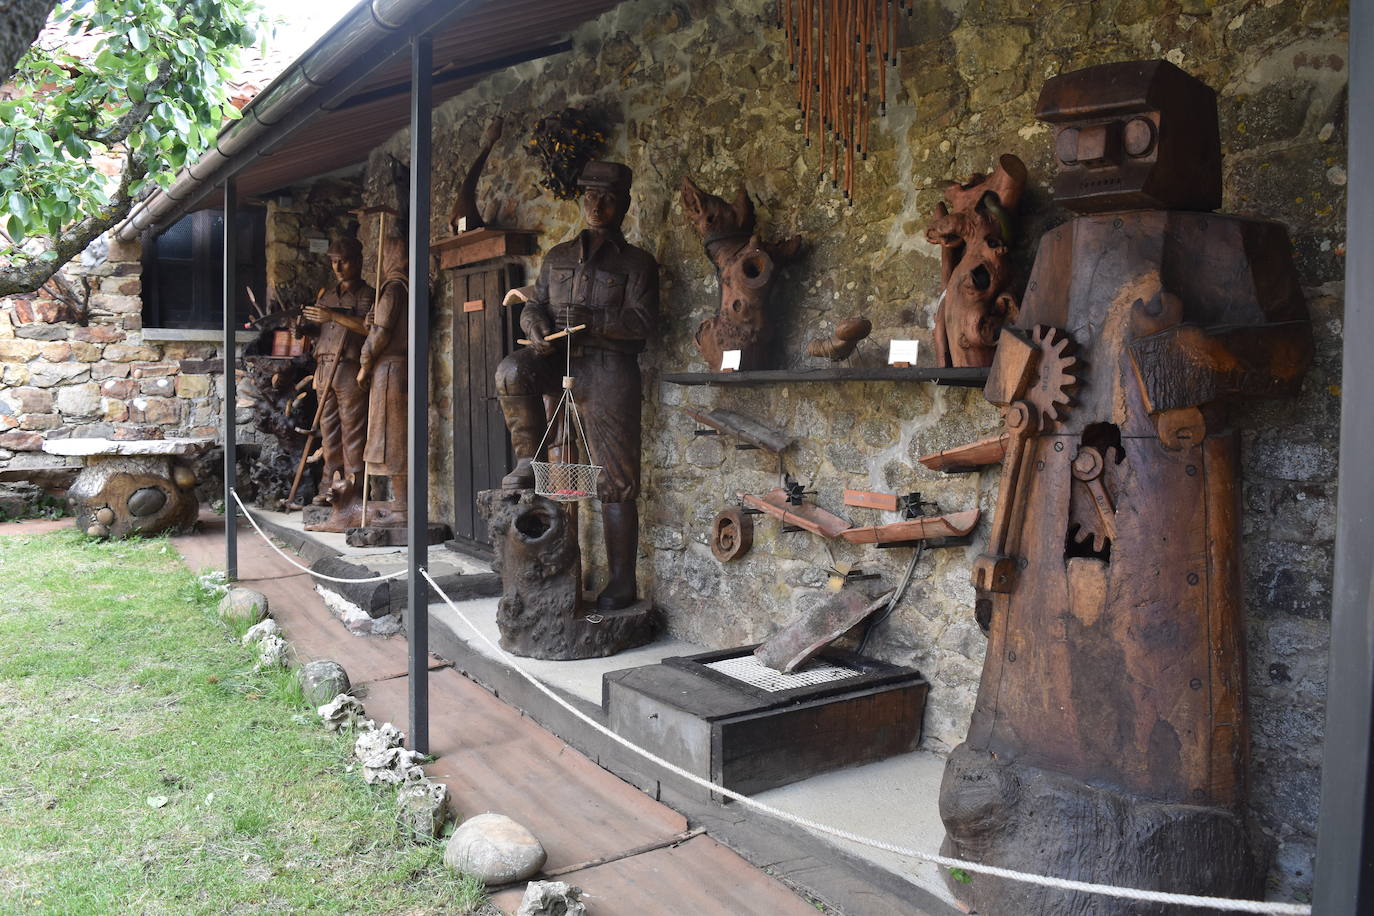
[603,646,928,796]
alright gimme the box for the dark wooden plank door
[451,263,521,552]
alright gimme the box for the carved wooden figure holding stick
[938,60,1313,914]
[301,237,374,532]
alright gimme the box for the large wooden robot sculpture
[938,60,1312,913]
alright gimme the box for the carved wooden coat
[940,60,1314,914]
[681,178,802,371]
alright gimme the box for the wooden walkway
[168,514,819,915]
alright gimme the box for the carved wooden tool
[917,434,1009,472]
[839,508,980,545]
[683,407,792,454]
[737,488,850,539]
[516,324,586,347]
[755,589,895,673]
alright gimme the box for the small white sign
[888,339,920,366]
[308,237,329,254]
[455,216,470,233]
[720,349,742,371]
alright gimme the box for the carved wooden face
[679,178,755,240]
[328,250,362,284]
[581,187,628,232]
[1035,60,1222,213]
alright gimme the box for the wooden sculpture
[449,116,503,234]
[938,60,1313,913]
[681,177,802,371]
[806,316,872,361]
[356,235,409,528]
[495,161,657,616]
[301,236,374,532]
[925,154,1027,368]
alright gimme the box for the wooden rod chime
[781,0,907,202]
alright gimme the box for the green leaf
[145,60,160,82]
[129,27,149,52]
[9,192,31,224]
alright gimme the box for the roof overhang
[116,0,623,240]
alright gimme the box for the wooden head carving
[681,177,802,371]
[1036,59,1222,213]
[925,154,1027,367]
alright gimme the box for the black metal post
[407,33,433,756]
[222,177,238,582]
[1314,4,1373,912]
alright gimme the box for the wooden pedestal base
[939,744,1258,914]
[499,597,656,661]
[605,647,927,796]
[344,522,450,548]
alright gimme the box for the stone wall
[361,0,1345,900]
[0,237,231,471]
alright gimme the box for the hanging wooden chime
[780,0,908,201]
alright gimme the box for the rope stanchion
[228,488,406,585]
[419,567,1311,916]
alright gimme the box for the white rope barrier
[228,488,406,584]
[419,567,1311,916]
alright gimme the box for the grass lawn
[0,530,490,915]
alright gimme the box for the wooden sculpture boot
[938,60,1313,914]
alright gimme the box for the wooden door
[451,263,522,553]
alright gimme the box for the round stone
[127,486,167,517]
[86,523,109,539]
[296,659,351,707]
[172,465,197,490]
[94,507,115,526]
[218,587,269,626]
[444,812,546,884]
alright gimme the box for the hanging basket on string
[532,374,602,502]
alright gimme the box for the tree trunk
[0,0,57,82]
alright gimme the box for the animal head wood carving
[681,177,802,371]
[925,154,1027,368]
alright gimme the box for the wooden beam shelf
[661,367,989,387]
[431,228,537,270]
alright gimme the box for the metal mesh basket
[532,460,602,502]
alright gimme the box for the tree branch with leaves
[0,0,265,297]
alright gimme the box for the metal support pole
[1314,3,1374,911]
[222,177,238,582]
[407,33,433,756]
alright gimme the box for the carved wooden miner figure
[495,161,658,611]
[357,235,409,527]
[302,236,374,533]
[939,60,1312,913]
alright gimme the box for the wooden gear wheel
[711,507,754,562]
[1026,324,1080,428]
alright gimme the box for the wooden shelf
[431,228,537,270]
[662,367,989,388]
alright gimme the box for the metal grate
[704,654,861,692]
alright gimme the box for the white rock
[397,778,450,840]
[255,634,289,670]
[318,694,372,733]
[362,747,426,785]
[517,881,586,916]
[241,618,283,646]
[444,812,547,884]
[354,721,405,761]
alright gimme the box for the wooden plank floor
[167,512,818,915]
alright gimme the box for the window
[142,207,266,330]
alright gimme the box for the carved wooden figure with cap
[938,60,1313,914]
[494,160,658,614]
